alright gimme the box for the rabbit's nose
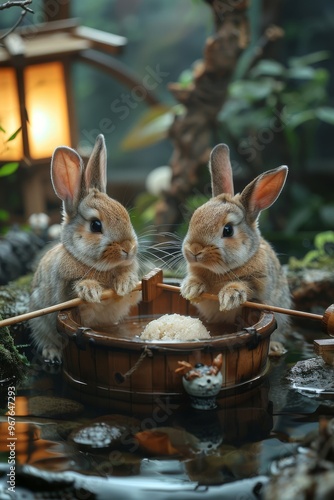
[121,240,136,255]
[121,239,131,250]
[189,243,204,261]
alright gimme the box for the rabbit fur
[29,135,140,363]
[180,144,291,342]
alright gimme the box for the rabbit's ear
[241,165,288,222]
[51,146,83,213]
[209,144,234,197]
[84,134,107,193]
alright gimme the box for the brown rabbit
[29,135,140,363]
[180,144,291,349]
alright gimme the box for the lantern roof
[0,18,127,65]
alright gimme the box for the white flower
[145,165,172,196]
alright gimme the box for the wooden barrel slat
[56,272,276,411]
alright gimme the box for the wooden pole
[155,283,323,321]
[0,280,325,329]
[0,286,142,328]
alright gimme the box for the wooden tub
[57,269,277,413]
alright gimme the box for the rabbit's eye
[222,223,234,237]
[90,219,103,233]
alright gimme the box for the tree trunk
[155,0,250,237]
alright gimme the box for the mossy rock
[0,314,29,385]
[0,274,32,336]
[0,275,31,385]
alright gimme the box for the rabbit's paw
[75,279,103,302]
[180,279,206,301]
[114,274,138,296]
[42,345,62,364]
[218,282,249,311]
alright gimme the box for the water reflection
[0,326,333,497]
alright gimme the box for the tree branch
[0,1,34,42]
[0,1,33,12]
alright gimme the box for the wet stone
[56,420,89,440]
[69,421,131,451]
[93,414,141,433]
[28,396,84,418]
[286,357,334,403]
[287,357,334,390]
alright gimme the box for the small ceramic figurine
[175,354,224,410]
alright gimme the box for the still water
[0,326,332,499]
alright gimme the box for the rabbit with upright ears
[29,135,140,363]
[180,144,291,346]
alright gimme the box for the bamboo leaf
[6,127,22,142]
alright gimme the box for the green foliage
[0,210,10,223]
[6,127,22,143]
[220,51,334,144]
[177,69,194,89]
[130,190,209,239]
[0,316,29,385]
[0,162,19,178]
[289,231,334,270]
[121,105,178,151]
[177,193,210,237]
[130,191,159,234]
[122,51,334,164]
[0,126,21,165]
[0,127,20,179]
[0,126,21,225]
[282,181,334,237]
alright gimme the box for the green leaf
[320,205,334,226]
[287,110,316,129]
[121,105,177,151]
[315,107,334,125]
[218,98,250,121]
[300,249,321,266]
[288,51,331,68]
[229,79,281,102]
[287,66,316,80]
[250,59,285,78]
[0,126,6,134]
[0,209,9,221]
[6,127,22,142]
[312,68,329,84]
[185,194,209,212]
[178,69,194,88]
[0,162,19,177]
[314,231,334,251]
